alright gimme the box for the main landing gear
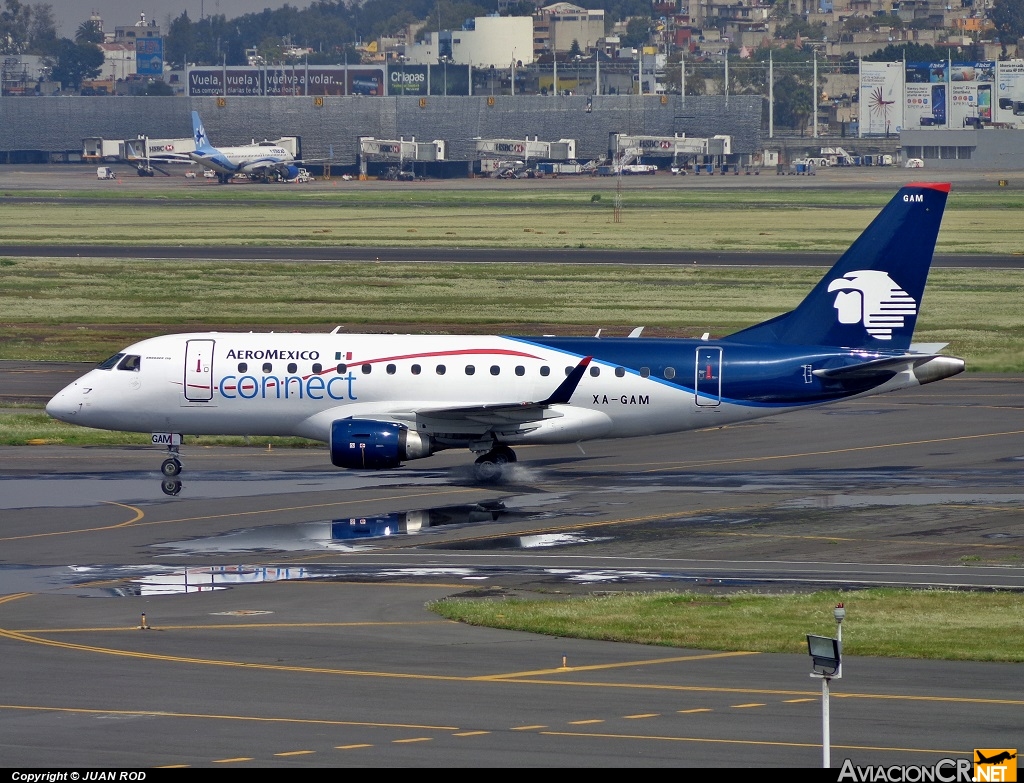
[473,445,517,481]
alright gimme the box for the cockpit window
[96,353,124,370]
[117,354,141,372]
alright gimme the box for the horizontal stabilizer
[909,342,949,354]
[813,354,964,385]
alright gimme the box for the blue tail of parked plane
[727,182,950,351]
[191,111,216,153]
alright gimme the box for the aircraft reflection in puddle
[154,499,535,554]
[70,564,313,596]
[64,552,660,597]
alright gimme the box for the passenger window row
[231,362,680,380]
[104,355,678,380]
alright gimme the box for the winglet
[542,356,592,405]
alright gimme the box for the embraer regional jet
[46,183,964,483]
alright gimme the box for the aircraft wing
[414,356,593,423]
[382,356,593,431]
[243,160,282,175]
[187,153,233,175]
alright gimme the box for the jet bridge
[475,137,578,177]
[358,136,446,179]
[608,133,734,172]
[475,137,577,162]
[123,136,196,176]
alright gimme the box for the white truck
[96,167,116,180]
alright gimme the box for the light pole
[833,603,845,678]
[807,634,841,768]
[808,603,845,769]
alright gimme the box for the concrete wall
[0,94,764,165]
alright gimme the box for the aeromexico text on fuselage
[205,338,904,407]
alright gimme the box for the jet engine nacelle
[282,164,300,181]
[330,419,432,469]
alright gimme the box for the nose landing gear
[160,442,182,476]
[161,457,182,476]
[155,436,184,495]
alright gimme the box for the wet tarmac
[4,373,1024,591]
[2,371,1023,767]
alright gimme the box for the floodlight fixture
[807,634,841,677]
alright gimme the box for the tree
[990,0,1024,56]
[424,1,488,35]
[859,42,950,62]
[74,17,103,44]
[620,16,649,48]
[256,35,285,64]
[27,2,56,53]
[164,12,195,68]
[47,37,103,90]
[0,0,31,53]
[142,79,175,95]
[500,1,534,16]
[773,72,813,130]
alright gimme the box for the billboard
[136,37,163,77]
[860,60,1022,130]
[386,64,470,96]
[187,66,385,96]
[948,62,995,128]
[904,62,946,130]
[995,60,1024,123]
[860,61,903,135]
[187,64,474,96]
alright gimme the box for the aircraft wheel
[161,458,182,477]
[492,445,517,463]
[474,447,516,481]
[473,459,503,482]
[161,479,182,496]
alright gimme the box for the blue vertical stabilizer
[726,183,950,350]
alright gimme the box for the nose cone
[45,382,83,423]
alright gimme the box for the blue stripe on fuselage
[507,336,897,408]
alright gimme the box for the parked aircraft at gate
[46,183,963,485]
[187,111,310,183]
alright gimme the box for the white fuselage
[189,146,293,176]
[46,330,950,460]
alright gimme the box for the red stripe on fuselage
[219,347,545,391]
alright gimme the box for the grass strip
[3,260,1023,371]
[0,414,321,448]
[0,189,1022,253]
[429,588,1024,662]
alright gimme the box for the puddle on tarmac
[0,559,738,598]
[153,498,557,554]
[0,470,455,509]
[780,493,1024,509]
